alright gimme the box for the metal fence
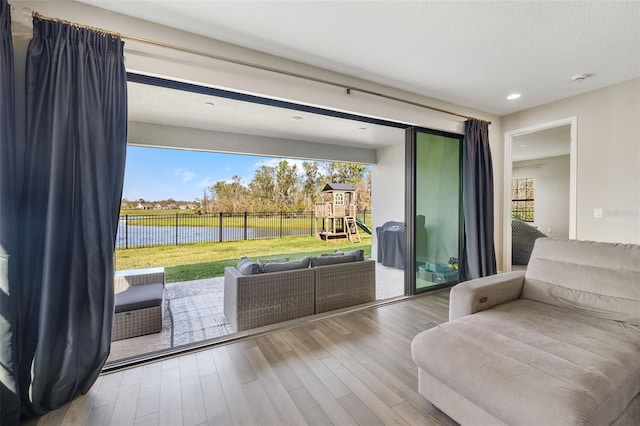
[116,210,371,249]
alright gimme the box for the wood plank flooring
[24,290,456,426]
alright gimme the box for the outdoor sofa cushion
[260,257,311,273]
[310,254,355,267]
[258,258,289,265]
[238,253,359,274]
[114,282,164,313]
[237,257,261,275]
[334,249,365,261]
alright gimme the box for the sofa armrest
[223,267,241,330]
[114,267,165,293]
[449,270,525,321]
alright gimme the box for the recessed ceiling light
[572,73,589,82]
[291,116,304,121]
[359,127,367,131]
[520,144,527,147]
[507,93,521,100]
[204,102,215,107]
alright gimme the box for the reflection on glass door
[406,128,462,294]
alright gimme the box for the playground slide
[355,218,372,235]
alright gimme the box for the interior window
[512,178,535,222]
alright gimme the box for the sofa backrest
[522,238,640,325]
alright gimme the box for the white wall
[513,155,570,238]
[502,78,640,244]
[371,141,405,258]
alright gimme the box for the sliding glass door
[405,127,463,295]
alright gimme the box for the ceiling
[80,0,640,117]
[512,125,571,162]
[128,82,404,149]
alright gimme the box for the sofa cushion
[237,257,261,275]
[114,283,163,313]
[260,257,311,273]
[310,254,355,267]
[523,238,640,325]
[412,298,640,425]
[334,249,365,261]
[258,258,289,266]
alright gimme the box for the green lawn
[116,235,372,283]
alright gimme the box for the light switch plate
[594,208,603,218]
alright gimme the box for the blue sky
[122,146,309,202]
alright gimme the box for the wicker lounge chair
[512,219,547,265]
[112,267,165,341]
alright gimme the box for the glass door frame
[404,126,464,296]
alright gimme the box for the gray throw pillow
[334,249,365,261]
[310,255,355,267]
[258,258,289,266]
[237,257,261,275]
[260,257,311,273]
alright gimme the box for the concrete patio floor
[108,263,404,363]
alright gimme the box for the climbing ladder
[345,216,361,243]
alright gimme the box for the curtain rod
[31,11,491,125]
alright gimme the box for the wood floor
[25,290,456,426]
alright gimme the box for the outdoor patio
[107,263,404,363]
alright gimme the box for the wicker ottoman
[112,267,165,341]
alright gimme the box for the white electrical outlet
[594,208,603,218]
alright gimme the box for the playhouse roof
[321,183,355,192]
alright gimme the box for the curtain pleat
[460,119,497,281]
[0,1,21,424]
[14,17,127,418]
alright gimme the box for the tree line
[197,160,371,213]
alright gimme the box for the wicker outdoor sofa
[224,255,376,331]
[112,267,165,341]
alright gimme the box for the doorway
[503,118,577,271]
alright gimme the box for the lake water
[115,224,310,248]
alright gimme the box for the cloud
[199,177,213,189]
[182,171,195,183]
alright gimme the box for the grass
[116,235,372,283]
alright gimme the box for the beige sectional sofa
[412,238,640,425]
[224,254,375,331]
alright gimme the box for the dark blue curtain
[0,1,20,424]
[459,119,497,281]
[10,17,127,419]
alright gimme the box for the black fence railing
[116,210,371,249]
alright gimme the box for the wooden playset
[314,183,361,243]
